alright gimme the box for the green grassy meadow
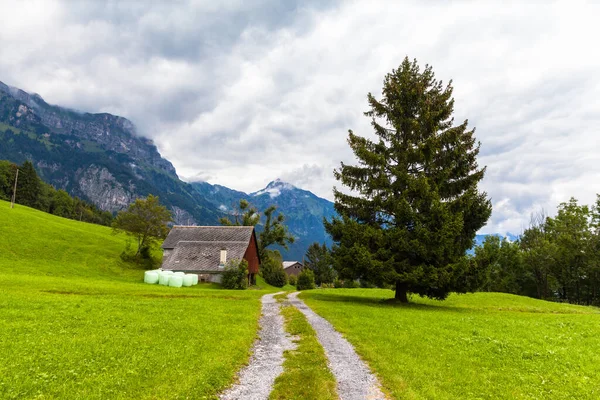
[301,289,600,399]
[0,200,269,399]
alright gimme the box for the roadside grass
[0,200,274,399]
[301,289,600,400]
[270,303,337,400]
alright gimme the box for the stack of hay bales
[144,270,199,288]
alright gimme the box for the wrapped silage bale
[164,270,174,275]
[174,271,185,277]
[191,274,198,285]
[158,272,171,286]
[182,275,194,287]
[144,271,159,284]
[168,275,183,288]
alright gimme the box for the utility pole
[10,168,19,209]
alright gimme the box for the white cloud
[1,0,599,235]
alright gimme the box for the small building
[161,226,260,283]
[283,261,304,276]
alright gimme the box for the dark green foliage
[288,274,297,286]
[112,194,173,256]
[472,196,600,306]
[297,269,316,290]
[16,160,42,208]
[260,255,288,288]
[304,242,335,285]
[221,259,249,289]
[0,159,113,225]
[472,236,536,296]
[326,57,491,302]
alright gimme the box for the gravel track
[288,292,386,400]
[220,292,296,400]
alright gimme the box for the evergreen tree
[326,57,491,302]
[305,242,335,285]
[17,160,42,208]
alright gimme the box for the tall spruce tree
[325,57,492,302]
[17,160,42,208]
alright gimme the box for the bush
[221,259,248,290]
[120,241,159,270]
[261,257,288,287]
[288,274,297,286]
[297,269,316,290]
[332,278,359,288]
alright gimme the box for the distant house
[283,261,304,276]
[161,226,260,283]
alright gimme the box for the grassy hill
[301,289,600,399]
[0,200,267,399]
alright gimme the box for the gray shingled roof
[162,226,254,249]
[163,241,249,272]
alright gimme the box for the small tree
[221,259,249,289]
[305,242,335,285]
[260,254,288,287]
[112,195,173,256]
[288,274,297,286]
[297,269,316,290]
[258,206,295,261]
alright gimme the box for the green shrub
[119,241,159,270]
[221,259,248,290]
[343,279,360,288]
[261,257,288,287]
[288,274,297,286]
[297,269,316,290]
[334,278,343,288]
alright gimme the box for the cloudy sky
[1,0,599,235]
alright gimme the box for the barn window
[220,249,227,265]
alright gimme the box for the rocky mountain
[0,80,219,225]
[0,81,335,259]
[191,179,336,260]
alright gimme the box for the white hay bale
[182,275,194,287]
[168,275,183,288]
[144,271,159,284]
[158,273,170,286]
[191,274,199,285]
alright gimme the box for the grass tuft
[270,304,337,400]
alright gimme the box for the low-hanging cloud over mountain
[1,0,599,235]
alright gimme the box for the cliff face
[0,81,218,225]
[0,80,336,258]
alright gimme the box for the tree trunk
[395,281,409,303]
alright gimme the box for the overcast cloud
[1,0,599,235]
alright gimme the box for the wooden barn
[161,226,260,284]
[283,261,304,276]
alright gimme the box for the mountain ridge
[0,80,335,259]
